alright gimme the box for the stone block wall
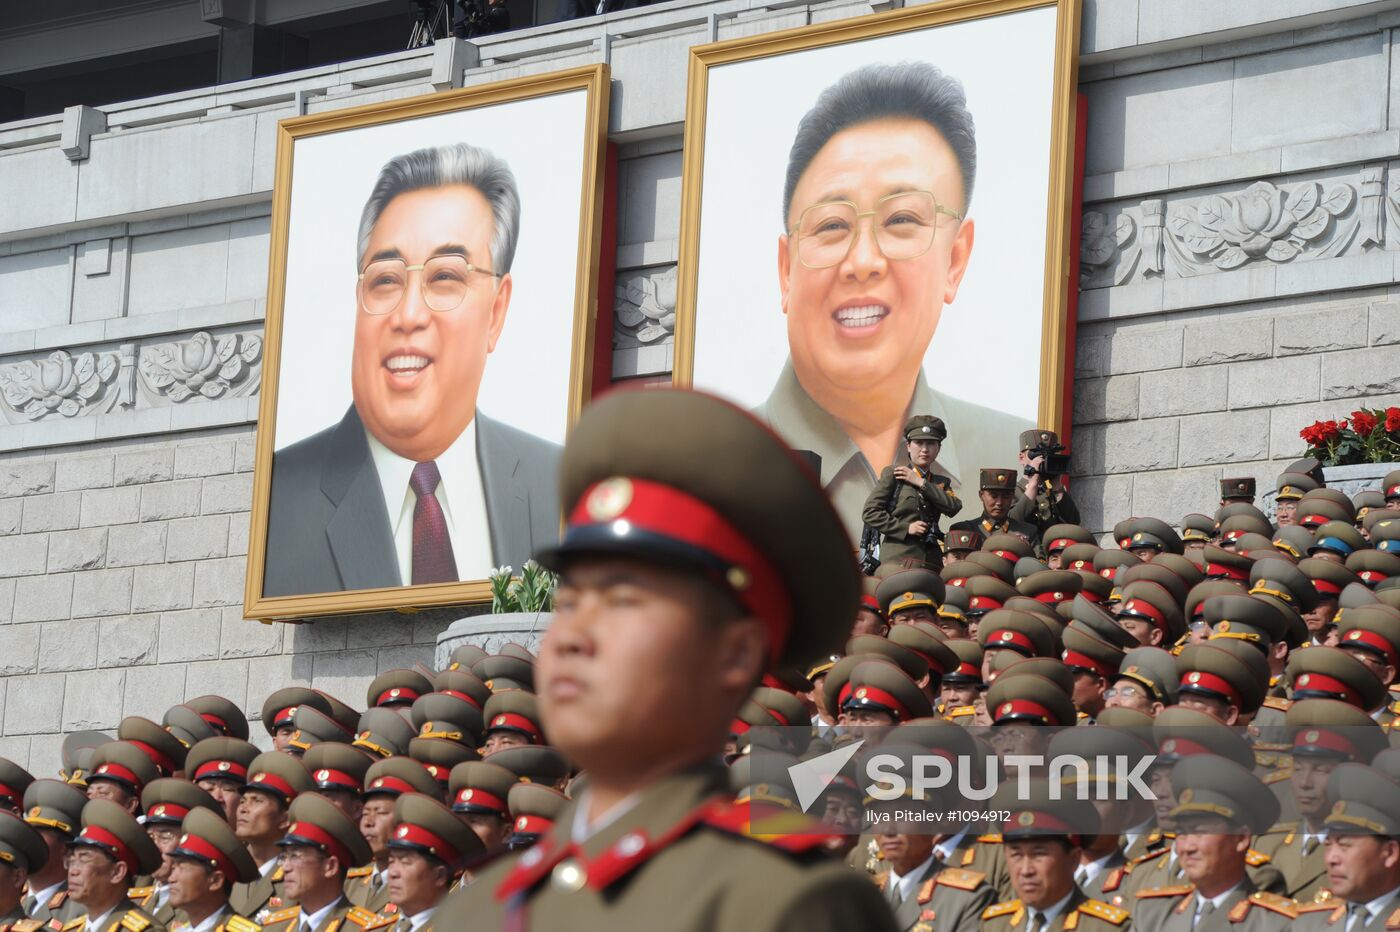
[7,0,1400,760]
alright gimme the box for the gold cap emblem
[1188,672,1202,684]
[317,769,330,781]
[586,477,633,521]
[1017,812,1035,826]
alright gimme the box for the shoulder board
[705,802,835,855]
[1135,885,1194,899]
[1392,700,1400,714]
[1261,696,1293,712]
[1128,848,1169,867]
[343,908,392,930]
[270,867,283,882]
[1263,770,1292,785]
[1245,849,1272,866]
[120,913,152,932]
[961,848,976,867]
[12,922,45,932]
[1246,892,1297,919]
[59,921,84,932]
[224,918,263,932]
[977,834,1003,844]
[1101,867,1125,893]
[1386,906,1400,930]
[935,868,987,891]
[346,866,374,878]
[1297,902,1339,914]
[127,887,154,899]
[947,706,975,717]
[1078,899,1130,925]
[873,873,888,891]
[45,893,66,909]
[261,907,300,924]
[982,900,1022,919]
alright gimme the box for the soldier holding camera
[860,415,962,572]
[1009,428,1080,537]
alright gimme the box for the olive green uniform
[875,866,994,932]
[229,867,289,923]
[436,765,897,932]
[169,910,262,932]
[1255,826,1330,904]
[342,866,392,913]
[257,900,388,932]
[26,887,85,925]
[1131,880,1297,932]
[863,465,960,570]
[58,899,166,932]
[979,888,1131,932]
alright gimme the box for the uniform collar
[1028,888,1078,929]
[760,362,960,489]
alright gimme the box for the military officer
[862,416,962,571]
[978,781,1131,932]
[258,795,384,932]
[350,758,440,913]
[1222,479,1257,507]
[62,799,166,932]
[228,753,312,921]
[951,469,1040,550]
[948,529,986,564]
[1105,647,1178,716]
[1293,764,1400,932]
[384,794,485,929]
[878,570,947,629]
[1009,429,1081,537]
[1261,700,1389,904]
[21,779,88,925]
[1333,605,1400,728]
[300,745,370,823]
[133,779,223,927]
[0,811,47,927]
[867,803,995,932]
[503,784,568,851]
[1275,473,1321,528]
[165,808,261,932]
[184,739,260,827]
[84,743,158,817]
[447,761,518,854]
[479,691,544,757]
[1130,757,1295,932]
[436,388,896,930]
[260,689,332,756]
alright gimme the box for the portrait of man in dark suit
[263,142,560,598]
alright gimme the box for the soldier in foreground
[63,799,167,932]
[436,388,896,930]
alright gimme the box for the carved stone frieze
[137,330,262,403]
[614,265,676,349]
[0,344,135,421]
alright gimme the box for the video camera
[1024,439,1071,479]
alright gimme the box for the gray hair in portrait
[781,61,978,225]
[356,141,523,275]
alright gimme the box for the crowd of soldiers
[4,389,1400,932]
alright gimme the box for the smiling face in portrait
[351,184,512,463]
[778,117,974,398]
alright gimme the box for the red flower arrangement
[1299,407,1400,465]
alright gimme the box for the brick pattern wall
[0,429,470,776]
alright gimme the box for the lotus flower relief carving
[138,331,263,402]
[614,266,677,347]
[0,350,120,419]
[1168,180,1355,270]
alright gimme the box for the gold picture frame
[244,64,611,621]
[673,0,1081,528]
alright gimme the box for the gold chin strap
[24,814,72,834]
[1249,583,1294,603]
[417,729,464,741]
[353,736,394,758]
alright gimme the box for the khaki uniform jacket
[436,764,898,932]
[342,867,393,914]
[949,515,1041,552]
[1253,826,1329,903]
[1120,847,1285,901]
[169,909,263,932]
[1131,878,1296,932]
[979,887,1131,932]
[1079,851,1130,907]
[26,884,86,926]
[863,465,961,570]
[58,898,166,932]
[229,867,289,923]
[1008,482,1081,534]
[1292,893,1400,932]
[258,899,390,932]
[128,887,178,930]
[874,865,995,932]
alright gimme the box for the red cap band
[247,771,297,800]
[376,687,421,706]
[1120,599,1167,632]
[1293,728,1358,758]
[1312,579,1343,596]
[391,822,460,863]
[1293,672,1363,707]
[1180,671,1242,706]
[1063,649,1114,679]
[194,760,248,782]
[486,712,542,742]
[569,478,793,666]
[1205,562,1249,581]
[1032,590,1068,604]
[512,815,553,835]
[286,821,352,867]
[438,689,483,709]
[1157,737,1211,757]
[77,825,138,873]
[311,768,361,792]
[1359,570,1390,585]
[1003,812,1072,834]
[967,596,1004,611]
[993,699,1055,724]
[1299,514,1329,528]
[860,593,881,613]
[843,685,909,720]
[1048,538,1076,553]
[1387,484,1400,498]
[454,787,508,813]
[175,832,237,880]
[991,550,1018,562]
[144,802,190,823]
[1342,628,1400,667]
[0,784,18,806]
[365,776,417,796]
[985,629,1035,655]
[199,714,230,734]
[274,707,299,729]
[1099,567,1118,580]
[93,762,141,790]
[128,741,177,776]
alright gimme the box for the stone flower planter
[1321,462,1400,498]
[435,612,552,668]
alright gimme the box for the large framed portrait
[245,65,610,620]
[674,0,1081,538]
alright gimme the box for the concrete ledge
[434,611,552,668]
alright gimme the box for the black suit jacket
[263,405,560,597]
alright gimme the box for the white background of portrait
[274,89,589,449]
[691,6,1057,418]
